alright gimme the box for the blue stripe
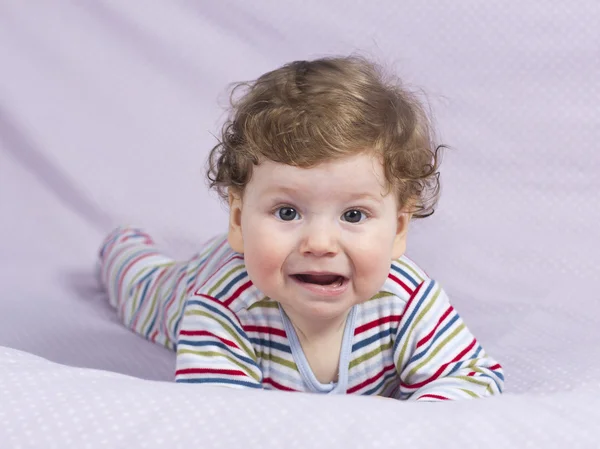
[184,256,209,289]
[128,267,159,325]
[363,371,398,396]
[100,232,120,259]
[249,338,292,353]
[145,313,158,338]
[186,299,248,340]
[214,270,248,299]
[175,377,262,388]
[391,264,420,287]
[393,281,435,353]
[493,368,505,382]
[435,345,504,394]
[408,314,460,364]
[137,265,160,287]
[446,345,482,376]
[177,340,258,367]
[113,248,156,300]
[173,315,184,340]
[351,328,393,352]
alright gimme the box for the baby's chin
[276,296,365,324]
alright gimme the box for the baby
[98,56,504,400]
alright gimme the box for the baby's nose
[300,225,339,257]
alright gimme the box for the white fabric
[1,0,599,447]
[0,345,597,448]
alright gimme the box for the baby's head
[207,56,442,324]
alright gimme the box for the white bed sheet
[1,1,599,447]
[0,345,598,449]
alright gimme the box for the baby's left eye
[342,210,367,223]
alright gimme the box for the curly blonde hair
[207,55,443,218]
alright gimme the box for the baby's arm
[175,293,263,388]
[393,280,504,401]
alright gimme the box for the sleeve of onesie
[392,279,504,401]
[175,292,263,388]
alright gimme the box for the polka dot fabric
[0,345,598,448]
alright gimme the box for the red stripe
[243,325,287,338]
[418,394,449,401]
[223,280,253,307]
[117,251,160,317]
[194,293,244,326]
[178,330,239,349]
[150,330,159,342]
[347,364,396,394]
[131,266,171,328]
[103,244,132,305]
[187,239,228,296]
[354,315,402,336]
[262,377,298,392]
[388,273,413,294]
[162,270,188,335]
[416,306,453,348]
[118,232,153,245]
[467,372,476,377]
[489,364,502,371]
[196,293,219,303]
[101,236,120,261]
[400,281,424,318]
[401,338,478,389]
[200,255,244,290]
[175,368,248,377]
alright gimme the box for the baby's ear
[392,212,411,260]
[227,190,244,254]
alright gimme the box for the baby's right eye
[276,207,299,221]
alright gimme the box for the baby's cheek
[245,240,285,290]
[355,247,392,296]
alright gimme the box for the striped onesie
[99,226,504,400]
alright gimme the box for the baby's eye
[342,209,367,223]
[277,207,299,221]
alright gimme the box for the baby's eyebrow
[263,185,299,196]
[263,185,383,204]
[349,192,384,203]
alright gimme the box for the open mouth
[291,273,346,287]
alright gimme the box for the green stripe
[128,284,143,325]
[139,286,161,335]
[367,291,396,302]
[207,264,245,296]
[139,266,176,335]
[167,288,189,335]
[460,388,478,398]
[396,260,424,282]
[406,323,466,378]
[395,285,440,371]
[184,310,257,362]
[459,366,496,394]
[248,298,278,310]
[380,375,399,395]
[349,340,393,369]
[177,349,260,382]
[256,351,298,371]
[128,262,174,321]
[453,375,490,388]
[127,265,154,319]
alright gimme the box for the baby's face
[228,152,410,324]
